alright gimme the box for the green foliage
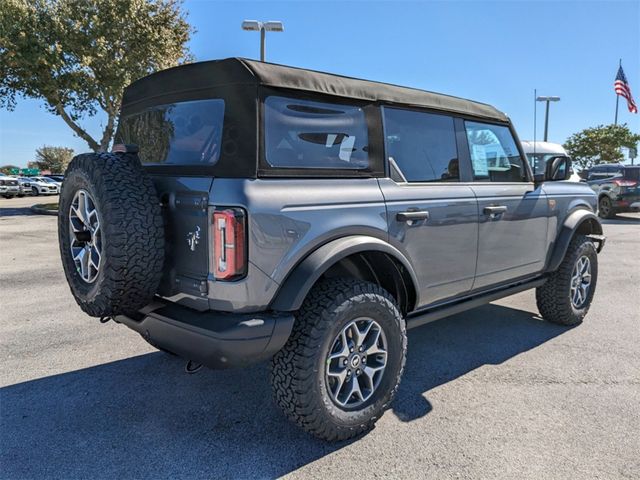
[564,124,640,168]
[0,165,21,175]
[34,145,74,172]
[0,0,193,152]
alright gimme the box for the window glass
[525,153,562,176]
[383,108,459,182]
[116,99,225,166]
[465,121,525,182]
[264,96,369,170]
[624,167,640,180]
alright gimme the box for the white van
[521,141,581,182]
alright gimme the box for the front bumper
[1,187,19,196]
[114,299,295,369]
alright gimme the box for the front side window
[264,96,369,170]
[465,121,526,182]
[383,108,459,182]
[116,99,225,166]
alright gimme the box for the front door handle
[396,210,430,222]
[483,205,508,216]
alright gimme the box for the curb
[31,205,58,216]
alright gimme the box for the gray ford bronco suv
[58,58,605,441]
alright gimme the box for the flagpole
[614,58,621,125]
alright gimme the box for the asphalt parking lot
[1,195,639,479]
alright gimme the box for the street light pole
[242,20,284,62]
[536,96,560,142]
[543,100,550,142]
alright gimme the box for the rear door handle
[396,210,430,222]
[483,205,508,216]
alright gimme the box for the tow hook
[185,360,203,374]
[99,316,113,324]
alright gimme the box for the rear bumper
[612,195,640,212]
[114,299,295,369]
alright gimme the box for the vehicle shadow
[0,206,35,217]
[392,304,568,421]
[0,304,568,478]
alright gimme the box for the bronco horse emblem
[186,226,201,251]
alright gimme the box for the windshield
[116,99,225,166]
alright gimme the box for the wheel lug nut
[350,347,354,353]
[362,357,366,363]
[343,359,348,366]
[356,369,361,375]
[359,346,364,352]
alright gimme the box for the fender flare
[270,235,420,312]
[546,209,604,272]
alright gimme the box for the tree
[564,124,640,168]
[0,0,193,152]
[0,165,21,175]
[34,146,75,172]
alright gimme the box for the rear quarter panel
[209,178,388,311]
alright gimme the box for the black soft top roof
[122,58,508,122]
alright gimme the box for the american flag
[614,65,637,114]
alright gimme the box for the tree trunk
[54,103,101,152]
[99,111,116,152]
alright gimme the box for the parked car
[15,177,34,196]
[24,176,59,195]
[44,174,65,183]
[582,164,640,218]
[521,141,581,182]
[34,176,62,188]
[57,58,605,441]
[0,175,20,198]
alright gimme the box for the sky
[1,0,639,167]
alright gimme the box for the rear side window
[116,99,225,166]
[625,167,640,180]
[382,107,459,182]
[465,121,526,182]
[264,96,369,170]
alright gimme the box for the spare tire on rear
[58,152,164,317]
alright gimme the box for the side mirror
[545,156,571,181]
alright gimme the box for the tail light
[613,179,637,187]
[213,208,247,281]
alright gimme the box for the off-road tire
[270,278,407,441]
[58,152,164,317]
[536,235,598,325]
[598,196,615,219]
